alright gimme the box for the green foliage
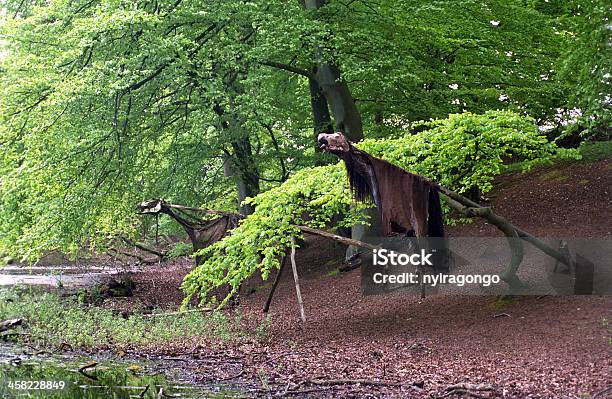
[75,286,106,305]
[183,111,577,307]
[0,0,315,261]
[331,0,570,126]
[360,110,580,195]
[0,288,242,348]
[181,163,369,308]
[255,314,273,341]
[577,140,612,163]
[559,0,611,139]
[166,242,193,258]
[0,358,188,399]
[0,0,599,264]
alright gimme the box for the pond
[0,344,243,398]
[0,264,126,290]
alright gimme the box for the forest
[0,0,610,398]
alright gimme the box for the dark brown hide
[369,157,434,237]
[318,133,442,238]
[138,199,242,266]
[190,216,240,253]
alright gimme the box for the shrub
[166,242,193,258]
[360,110,580,195]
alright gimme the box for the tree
[558,0,611,139]
[0,0,314,259]
[0,0,592,262]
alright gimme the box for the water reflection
[0,346,240,398]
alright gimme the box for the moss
[539,170,568,182]
[491,295,521,310]
[324,268,341,278]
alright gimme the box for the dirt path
[111,159,611,398]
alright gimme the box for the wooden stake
[263,256,286,313]
[290,237,306,323]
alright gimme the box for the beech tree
[0,0,599,262]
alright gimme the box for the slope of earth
[111,157,611,398]
[449,158,611,237]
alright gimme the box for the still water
[0,344,243,398]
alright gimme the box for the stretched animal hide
[318,132,448,271]
[318,132,443,237]
[138,199,242,266]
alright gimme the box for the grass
[603,318,611,345]
[539,170,568,182]
[490,295,521,310]
[0,287,248,349]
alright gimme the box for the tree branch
[163,203,243,218]
[297,225,379,251]
[442,196,524,288]
[128,63,169,91]
[121,237,166,258]
[260,60,314,79]
[439,186,572,267]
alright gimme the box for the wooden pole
[147,196,574,268]
[300,189,574,272]
[290,238,306,323]
[263,256,286,313]
[263,227,389,314]
[443,196,524,288]
[165,203,243,218]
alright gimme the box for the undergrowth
[506,140,610,172]
[576,141,612,163]
[0,287,251,349]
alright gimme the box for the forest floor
[100,155,612,398]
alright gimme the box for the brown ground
[110,159,611,398]
[449,158,612,237]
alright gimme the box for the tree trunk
[301,0,369,258]
[314,64,363,141]
[223,139,259,216]
[309,73,334,164]
[309,74,333,136]
[302,0,364,142]
[231,137,260,215]
[215,101,260,215]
